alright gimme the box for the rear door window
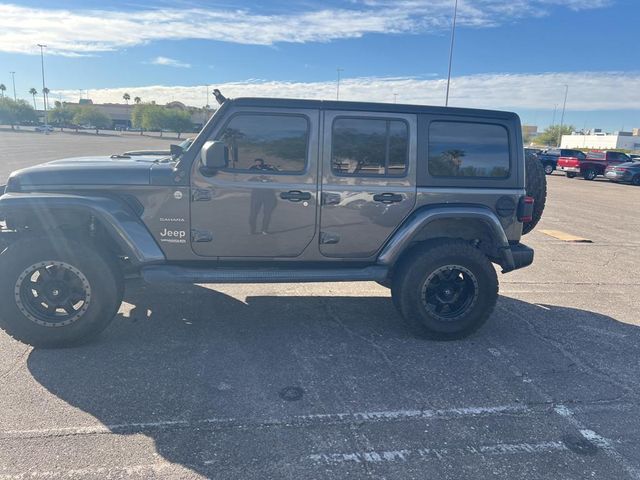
[428,121,510,178]
[331,117,409,176]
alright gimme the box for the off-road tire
[522,153,547,235]
[0,237,124,348]
[566,172,576,178]
[391,240,498,340]
[583,169,597,181]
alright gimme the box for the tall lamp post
[37,44,48,128]
[557,84,569,147]
[336,67,344,101]
[445,0,458,107]
[9,71,16,101]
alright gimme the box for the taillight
[615,167,627,172]
[518,196,534,223]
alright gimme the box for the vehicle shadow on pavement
[25,283,640,479]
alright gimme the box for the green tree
[29,88,38,109]
[0,97,37,129]
[534,124,574,147]
[131,103,145,135]
[73,106,111,134]
[140,104,167,136]
[163,109,192,139]
[42,87,50,110]
[0,84,6,98]
[134,96,141,104]
[123,92,130,104]
[48,103,76,130]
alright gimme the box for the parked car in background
[604,161,640,186]
[629,154,640,161]
[536,148,585,175]
[558,150,631,180]
[34,125,54,133]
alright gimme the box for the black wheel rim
[420,265,479,321]
[14,261,91,327]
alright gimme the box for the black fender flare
[0,193,165,265]
[377,206,515,272]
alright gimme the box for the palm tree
[42,87,50,110]
[123,93,130,104]
[134,96,141,104]
[29,88,38,109]
[0,84,6,98]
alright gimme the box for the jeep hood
[7,155,160,188]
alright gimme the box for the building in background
[522,125,538,140]
[560,130,640,151]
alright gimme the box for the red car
[557,150,632,180]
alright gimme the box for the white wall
[560,134,640,151]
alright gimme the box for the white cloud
[0,1,613,56]
[149,56,191,68]
[51,71,640,111]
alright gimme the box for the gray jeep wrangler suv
[0,92,544,347]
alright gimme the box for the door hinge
[192,188,212,202]
[320,232,340,245]
[191,229,213,242]
[321,192,341,205]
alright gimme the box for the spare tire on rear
[522,152,547,235]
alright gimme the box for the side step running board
[142,265,389,284]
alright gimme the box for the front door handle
[373,193,403,204]
[280,190,312,202]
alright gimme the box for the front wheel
[543,163,554,175]
[0,237,124,348]
[391,240,498,340]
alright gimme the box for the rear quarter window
[428,121,510,178]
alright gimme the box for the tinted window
[428,122,510,178]
[217,114,308,173]
[332,118,408,176]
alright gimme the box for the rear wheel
[583,169,597,181]
[0,237,124,348]
[566,172,576,178]
[543,163,554,175]
[631,175,640,186]
[392,240,498,340]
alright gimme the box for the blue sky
[0,0,638,131]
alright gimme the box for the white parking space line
[308,440,568,465]
[555,405,640,480]
[0,404,530,439]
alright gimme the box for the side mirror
[200,141,228,170]
[170,143,184,158]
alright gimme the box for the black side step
[142,265,389,284]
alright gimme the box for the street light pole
[37,44,48,127]
[445,0,458,107]
[9,71,16,101]
[336,68,344,101]
[393,93,398,104]
[557,84,569,147]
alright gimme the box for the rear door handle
[373,193,403,204]
[280,190,312,202]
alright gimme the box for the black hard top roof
[228,97,519,120]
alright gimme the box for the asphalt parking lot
[1,130,640,479]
